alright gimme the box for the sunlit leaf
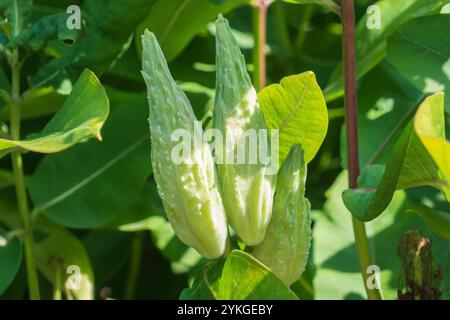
[387,14,450,113]
[259,72,328,164]
[182,250,299,300]
[314,172,450,299]
[0,70,109,155]
[343,93,450,222]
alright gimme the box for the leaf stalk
[252,1,270,91]
[9,48,41,300]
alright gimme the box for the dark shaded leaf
[0,226,22,295]
[28,90,151,229]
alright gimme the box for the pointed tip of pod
[141,29,156,43]
[141,29,168,81]
[216,13,226,23]
[286,144,305,164]
[143,28,153,36]
[141,29,158,51]
[277,144,306,191]
[215,13,230,34]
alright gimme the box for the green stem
[252,1,269,92]
[351,217,382,299]
[273,1,293,58]
[224,235,232,258]
[53,263,62,300]
[295,4,315,51]
[341,0,381,300]
[10,49,40,300]
[124,232,144,300]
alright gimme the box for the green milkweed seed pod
[141,30,228,259]
[214,15,276,246]
[253,144,311,286]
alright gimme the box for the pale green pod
[141,30,227,259]
[253,144,311,286]
[213,15,276,246]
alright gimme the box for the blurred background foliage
[0,0,448,299]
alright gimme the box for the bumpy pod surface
[141,30,227,259]
[253,144,311,286]
[214,15,276,246]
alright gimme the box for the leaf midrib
[159,0,193,46]
[33,135,148,214]
[392,33,449,60]
[278,83,307,135]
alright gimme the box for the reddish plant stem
[342,0,382,300]
[252,1,268,91]
[342,0,359,188]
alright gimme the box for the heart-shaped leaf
[259,72,328,164]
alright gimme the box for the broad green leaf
[0,199,94,299]
[116,182,202,274]
[0,69,109,155]
[407,205,450,241]
[340,62,424,168]
[0,87,66,121]
[34,217,94,300]
[414,93,450,198]
[343,93,450,222]
[83,231,134,288]
[0,226,22,295]
[0,169,14,190]
[324,0,447,102]
[29,90,151,229]
[217,250,298,300]
[180,260,224,300]
[387,14,450,113]
[182,250,299,300]
[85,0,155,34]
[259,72,328,164]
[30,0,155,87]
[314,172,450,299]
[0,197,20,230]
[136,0,250,62]
[0,0,32,36]
[0,263,26,299]
[9,13,80,50]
